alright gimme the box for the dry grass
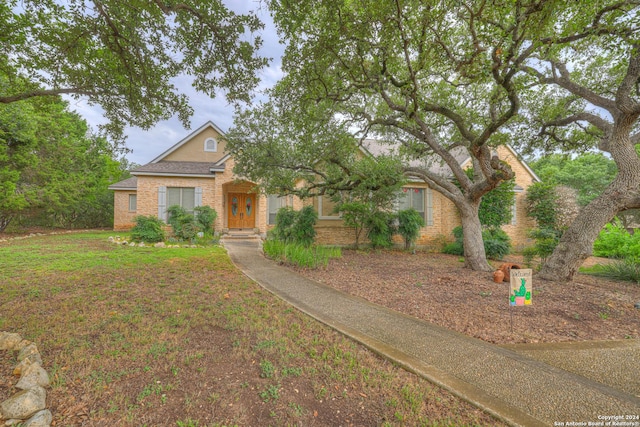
[0,231,502,426]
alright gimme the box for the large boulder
[0,386,46,420]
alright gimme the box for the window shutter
[158,186,167,221]
[195,187,203,207]
[426,188,434,226]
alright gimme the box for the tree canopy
[0,0,268,144]
[513,0,640,280]
[0,91,127,231]
[530,153,617,206]
[229,0,567,271]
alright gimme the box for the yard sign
[509,269,532,306]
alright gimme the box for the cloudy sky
[67,1,284,166]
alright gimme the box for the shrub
[523,227,561,268]
[483,227,511,260]
[194,205,217,235]
[365,211,396,249]
[441,225,511,260]
[166,205,202,241]
[263,240,341,269]
[130,215,165,243]
[271,206,298,243]
[270,206,317,246]
[587,257,640,284]
[291,205,317,247]
[337,201,369,248]
[397,208,425,250]
[166,205,188,232]
[593,220,640,259]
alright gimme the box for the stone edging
[0,332,51,426]
[108,236,200,248]
[0,229,95,244]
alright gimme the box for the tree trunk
[458,202,493,272]
[540,125,640,281]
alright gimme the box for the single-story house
[109,121,539,248]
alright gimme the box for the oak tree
[0,0,268,144]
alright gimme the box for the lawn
[0,231,501,426]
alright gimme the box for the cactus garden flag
[509,269,532,306]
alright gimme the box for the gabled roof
[362,139,540,182]
[131,161,217,177]
[150,121,226,163]
[108,176,137,190]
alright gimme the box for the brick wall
[306,146,538,250]
[113,191,137,230]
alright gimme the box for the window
[317,195,341,219]
[128,194,137,212]
[267,195,287,225]
[398,187,433,225]
[204,137,217,152]
[167,187,195,215]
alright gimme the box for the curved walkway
[223,239,640,427]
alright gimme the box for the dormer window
[204,137,218,152]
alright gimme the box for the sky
[66,1,284,166]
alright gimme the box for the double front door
[228,193,255,229]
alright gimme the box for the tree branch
[0,88,93,103]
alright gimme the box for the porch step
[221,231,262,240]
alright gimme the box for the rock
[635,302,640,309]
[128,242,136,247]
[17,344,41,364]
[138,242,146,247]
[16,363,50,390]
[154,242,166,248]
[108,236,114,242]
[0,333,23,351]
[13,357,37,377]
[23,409,52,427]
[0,386,46,420]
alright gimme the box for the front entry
[227,193,255,229]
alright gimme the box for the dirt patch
[294,250,640,344]
[1,234,503,426]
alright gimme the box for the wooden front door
[228,193,255,229]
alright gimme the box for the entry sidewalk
[223,239,640,427]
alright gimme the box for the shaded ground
[295,250,640,344]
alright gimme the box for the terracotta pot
[492,269,505,283]
[498,263,522,282]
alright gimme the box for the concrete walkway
[223,239,640,427]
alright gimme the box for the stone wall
[0,332,51,426]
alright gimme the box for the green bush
[166,205,202,241]
[483,227,511,260]
[587,257,640,284]
[194,205,217,235]
[523,227,561,267]
[441,226,511,260]
[271,206,298,243]
[130,215,165,243]
[291,205,318,247]
[263,240,341,269]
[365,211,396,249]
[270,205,317,246]
[442,240,464,256]
[166,205,188,232]
[593,220,640,258]
[397,208,425,250]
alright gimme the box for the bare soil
[294,250,640,344]
[1,232,503,427]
